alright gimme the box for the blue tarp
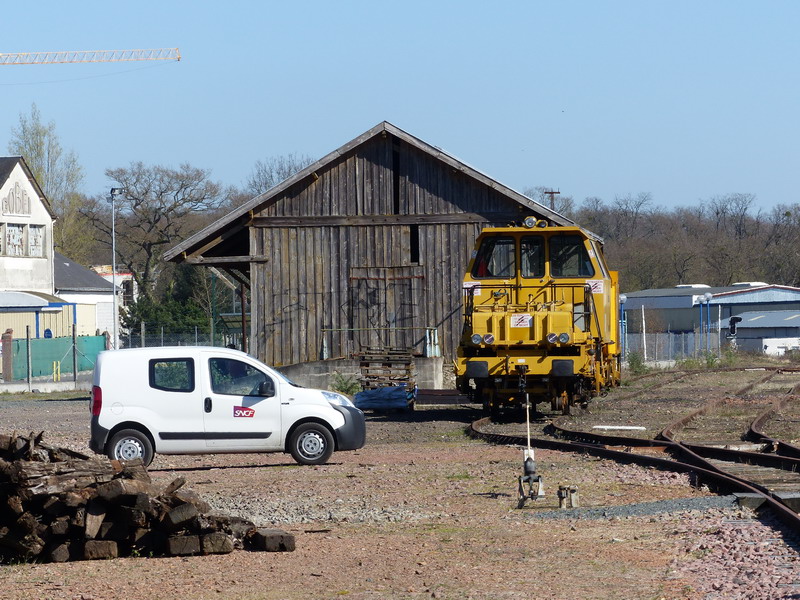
[354,384,417,410]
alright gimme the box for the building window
[29,225,44,257]
[5,224,24,256]
[409,224,420,264]
[0,223,48,257]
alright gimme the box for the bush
[330,372,362,396]
[675,351,719,370]
[625,351,649,376]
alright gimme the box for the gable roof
[54,252,115,293]
[0,156,54,219]
[165,121,574,263]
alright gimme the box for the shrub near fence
[8,336,106,381]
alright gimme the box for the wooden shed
[165,121,573,366]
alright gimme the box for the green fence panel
[77,336,106,371]
[10,336,106,381]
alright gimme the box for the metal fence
[1,328,106,383]
[120,324,243,351]
[623,330,722,364]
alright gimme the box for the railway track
[469,365,800,534]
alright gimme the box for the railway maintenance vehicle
[455,218,622,416]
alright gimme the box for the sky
[0,1,797,212]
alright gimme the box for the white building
[0,156,117,339]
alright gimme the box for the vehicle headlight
[322,391,355,408]
[471,333,483,345]
[546,333,558,344]
[483,333,495,344]
[558,333,570,344]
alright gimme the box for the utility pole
[543,189,560,211]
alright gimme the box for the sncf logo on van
[233,406,255,418]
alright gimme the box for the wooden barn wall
[250,135,534,366]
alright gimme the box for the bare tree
[611,192,652,239]
[246,153,314,196]
[522,186,575,218]
[83,162,223,301]
[7,103,94,262]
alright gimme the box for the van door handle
[204,397,212,413]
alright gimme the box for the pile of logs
[0,432,295,562]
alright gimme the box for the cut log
[50,516,70,536]
[48,542,71,563]
[201,532,234,555]
[84,499,106,539]
[167,534,200,556]
[163,502,199,532]
[95,478,155,501]
[84,540,118,560]
[246,528,296,552]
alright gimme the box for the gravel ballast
[1,394,800,598]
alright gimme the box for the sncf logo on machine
[233,406,255,418]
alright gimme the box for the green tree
[7,103,94,262]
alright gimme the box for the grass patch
[0,390,89,402]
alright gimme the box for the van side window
[149,358,195,392]
[210,358,269,396]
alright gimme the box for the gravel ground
[1,391,800,599]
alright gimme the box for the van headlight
[322,391,356,408]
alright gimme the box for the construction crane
[0,48,180,66]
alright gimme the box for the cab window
[472,236,515,278]
[210,358,269,396]
[590,240,610,277]
[550,235,595,277]
[521,236,544,278]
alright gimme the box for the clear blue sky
[1,1,797,212]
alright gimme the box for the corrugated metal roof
[732,310,800,329]
[626,284,800,302]
[0,291,49,309]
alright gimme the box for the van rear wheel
[107,429,154,467]
[289,423,334,465]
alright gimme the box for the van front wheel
[107,429,154,467]
[289,423,334,465]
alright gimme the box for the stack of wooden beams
[0,432,294,562]
[357,347,417,390]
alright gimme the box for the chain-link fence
[120,324,243,351]
[623,330,722,364]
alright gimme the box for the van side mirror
[258,379,275,398]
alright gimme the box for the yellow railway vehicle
[455,219,621,415]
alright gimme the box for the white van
[89,346,366,466]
